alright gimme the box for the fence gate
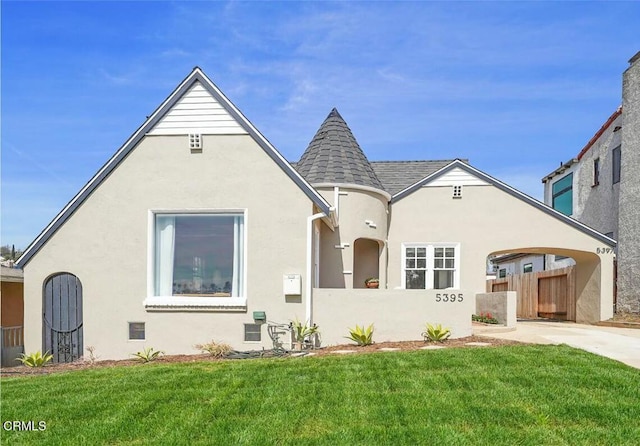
[43,273,83,363]
[538,275,568,320]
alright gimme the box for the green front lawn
[2,345,639,445]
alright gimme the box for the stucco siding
[317,186,388,289]
[388,184,613,322]
[23,134,315,360]
[618,55,640,313]
[313,288,473,346]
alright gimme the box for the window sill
[143,296,247,312]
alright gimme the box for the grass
[2,345,640,445]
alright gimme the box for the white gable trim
[392,159,616,247]
[148,82,247,135]
[421,167,489,187]
[17,68,331,267]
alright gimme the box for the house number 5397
[435,293,463,302]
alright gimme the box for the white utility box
[283,274,302,295]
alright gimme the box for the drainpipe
[306,212,326,324]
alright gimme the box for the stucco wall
[388,184,613,322]
[317,186,388,289]
[618,53,640,313]
[23,134,317,360]
[313,288,473,346]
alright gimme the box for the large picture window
[552,173,573,216]
[403,244,459,290]
[154,214,244,298]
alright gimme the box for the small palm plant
[346,323,375,346]
[423,323,451,343]
[16,351,54,367]
[131,347,164,363]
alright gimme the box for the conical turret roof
[296,108,384,190]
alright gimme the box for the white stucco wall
[388,184,614,322]
[23,134,317,360]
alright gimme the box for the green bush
[346,324,375,346]
[195,341,232,358]
[424,323,451,342]
[132,347,164,363]
[16,351,53,367]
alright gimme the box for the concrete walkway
[475,320,640,370]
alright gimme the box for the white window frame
[401,243,460,290]
[144,209,248,310]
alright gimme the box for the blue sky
[2,1,639,250]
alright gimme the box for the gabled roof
[371,160,461,195]
[296,108,384,191]
[17,68,332,267]
[393,159,616,247]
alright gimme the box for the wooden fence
[486,266,576,321]
[1,325,24,367]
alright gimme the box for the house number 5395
[435,293,463,302]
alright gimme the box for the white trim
[401,242,461,290]
[146,209,248,309]
[313,183,392,201]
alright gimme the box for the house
[490,253,546,278]
[17,68,615,361]
[1,266,24,366]
[542,51,640,313]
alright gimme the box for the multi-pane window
[499,269,506,278]
[154,213,244,297]
[523,263,533,273]
[433,247,455,289]
[405,247,427,289]
[612,146,621,184]
[552,173,573,216]
[404,244,458,290]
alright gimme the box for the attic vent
[189,134,202,153]
[453,185,463,198]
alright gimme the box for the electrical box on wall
[283,274,302,295]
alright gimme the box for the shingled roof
[296,108,384,190]
[371,160,461,196]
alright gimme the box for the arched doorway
[43,273,83,363]
[353,238,381,289]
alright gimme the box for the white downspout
[306,212,326,324]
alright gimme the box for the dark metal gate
[43,273,83,363]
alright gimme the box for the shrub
[424,323,451,342]
[346,324,375,346]
[132,347,164,363]
[16,351,53,367]
[195,341,232,358]
[291,319,319,343]
[472,312,500,324]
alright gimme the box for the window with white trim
[154,213,244,298]
[403,244,459,289]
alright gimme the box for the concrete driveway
[476,320,640,370]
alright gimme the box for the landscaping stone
[465,342,492,347]
[420,345,445,350]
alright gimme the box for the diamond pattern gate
[43,273,83,363]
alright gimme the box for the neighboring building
[1,266,24,366]
[542,51,640,313]
[491,253,545,278]
[17,68,615,361]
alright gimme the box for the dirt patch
[1,336,528,378]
